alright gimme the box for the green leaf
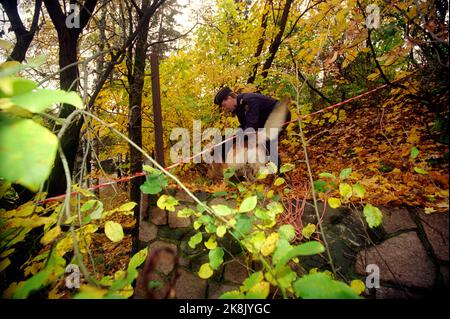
[293,273,361,299]
[239,196,257,213]
[414,167,428,175]
[140,172,168,195]
[328,197,341,208]
[245,281,270,299]
[278,224,295,241]
[301,223,316,239]
[0,77,37,98]
[188,232,202,249]
[266,202,283,215]
[363,204,383,228]
[178,207,195,218]
[410,147,419,159]
[156,195,179,212]
[11,89,83,113]
[246,231,266,252]
[212,191,228,197]
[198,263,213,279]
[212,204,235,216]
[232,214,253,238]
[272,238,292,266]
[318,172,336,179]
[313,180,327,193]
[280,163,295,174]
[128,248,148,271]
[219,291,244,299]
[208,247,224,270]
[275,241,325,272]
[339,167,352,180]
[352,183,366,199]
[104,221,124,242]
[13,269,52,299]
[276,265,297,290]
[241,271,264,292]
[81,200,103,220]
[223,167,235,179]
[339,183,353,200]
[0,115,58,191]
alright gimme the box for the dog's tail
[262,97,290,141]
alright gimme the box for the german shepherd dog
[207,98,290,181]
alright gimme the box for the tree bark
[261,0,293,80]
[0,0,42,62]
[43,0,98,196]
[150,51,165,167]
[247,1,269,84]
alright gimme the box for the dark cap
[214,87,232,105]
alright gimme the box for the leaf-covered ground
[182,89,449,213]
[283,95,449,212]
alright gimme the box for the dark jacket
[235,93,278,130]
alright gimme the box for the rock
[175,190,195,203]
[139,221,157,242]
[150,206,167,225]
[440,266,449,289]
[375,286,424,299]
[355,232,436,289]
[418,212,449,261]
[208,197,237,209]
[168,211,191,228]
[174,268,207,299]
[194,191,210,201]
[148,241,178,275]
[380,207,416,234]
[134,269,169,299]
[223,256,249,284]
[158,225,191,241]
[207,281,239,299]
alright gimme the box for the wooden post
[151,50,165,167]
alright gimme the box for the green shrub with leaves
[144,162,365,299]
[0,61,147,299]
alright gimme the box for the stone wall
[134,190,449,299]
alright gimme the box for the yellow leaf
[0,248,14,259]
[0,258,11,272]
[40,226,61,245]
[117,202,137,212]
[261,233,279,256]
[274,178,285,186]
[104,221,124,242]
[198,263,213,279]
[350,279,365,295]
[301,223,316,239]
[205,236,217,249]
[328,197,341,208]
[216,225,226,238]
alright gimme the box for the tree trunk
[129,0,153,253]
[260,0,293,80]
[43,0,98,196]
[247,1,269,84]
[151,51,165,167]
[0,0,42,62]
